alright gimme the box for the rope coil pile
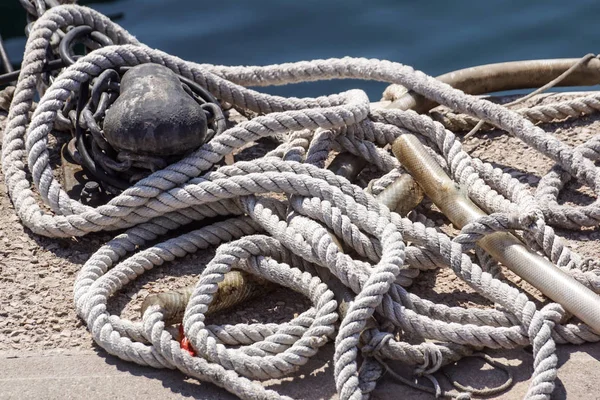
[3,4,600,399]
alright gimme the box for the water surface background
[1,0,599,99]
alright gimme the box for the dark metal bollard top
[103,63,208,157]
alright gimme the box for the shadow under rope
[372,346,571,400]
[94,345,234,399]
[470,157,598,209]
[93,333,337,399]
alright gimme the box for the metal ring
[93,91,118,120]
[34,0,46,17]
[59,27,114,67]
[90,31,114,47]
[91,69,120,107]
[74,80,130,190]
[92,141,131,172]
[180,75,220,105]
[201,102,227,137]
[19,0,37,16]
[45,0,61,9]
[81,108,113,152]
[59,26,94,66]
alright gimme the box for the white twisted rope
[3,4,600,400]
[431,92,600,131]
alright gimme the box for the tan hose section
[374,173,424,216]
[141,270,275,325]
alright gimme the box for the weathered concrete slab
[0,346,340,400]
[0,350,232,400]
[1,344,600,399]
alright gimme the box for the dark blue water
[2,0,600,99]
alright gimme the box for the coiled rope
[3,4,600,400]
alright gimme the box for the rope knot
[517,205,545,229]
[523,302,565,342]
[415,342,444,376]
[361,331,393,357]
[454,209,546,251]
[580,257,600,272]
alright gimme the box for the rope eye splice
[5,3,600,400]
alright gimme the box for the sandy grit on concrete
[1,92,600,399]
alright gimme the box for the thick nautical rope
[3,4,600,400]
[430,92,600,130]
